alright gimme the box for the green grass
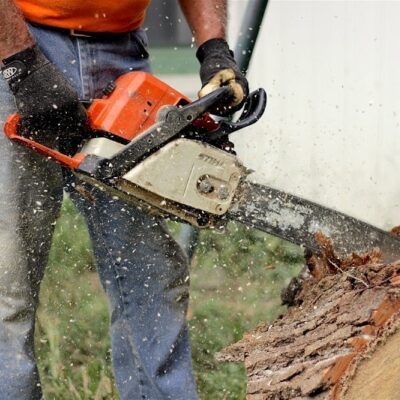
[36,198,303,399]
[36,199,115,399]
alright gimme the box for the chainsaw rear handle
[3,114,84,169]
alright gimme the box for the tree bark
[217,235,400,400]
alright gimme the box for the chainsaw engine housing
[79,137,246,227]
[88,71,191,141]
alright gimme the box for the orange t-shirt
[15,0,151,33]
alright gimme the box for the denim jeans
[0,24,198,400]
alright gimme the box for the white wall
[228,0,400,229]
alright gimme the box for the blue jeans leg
[29,25,199,400]
[69,185,196,400]
[0,78,63,399]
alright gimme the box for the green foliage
[195,222,303,278]
[151,47,197,75]
[189,224,303,399]
[36,199,303,399]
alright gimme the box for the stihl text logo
[2,67,18,80]
[198,153,224,167]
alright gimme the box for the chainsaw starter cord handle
[196,38,249,116]
[1,45,89,148]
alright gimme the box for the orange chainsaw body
[88,71,190,141]
[4,72,218,169]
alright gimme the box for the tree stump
[217,234,400,400]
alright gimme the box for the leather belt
[69,29,94,38]
[68,29,129,39]
[30,23,129,39]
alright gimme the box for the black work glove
[1,45,88,148]
[196,38,249,116]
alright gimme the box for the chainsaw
[4,72,400,262]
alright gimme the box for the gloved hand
[196,38,249,116]
[1,45,88,147]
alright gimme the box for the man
[0,1,248,399]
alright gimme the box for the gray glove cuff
[1,45,49,93]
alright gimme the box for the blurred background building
[144,0,192,46]
[229,0,400,229]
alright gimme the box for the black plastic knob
[102,80,116,96]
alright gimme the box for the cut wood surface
[217,234,400,400]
